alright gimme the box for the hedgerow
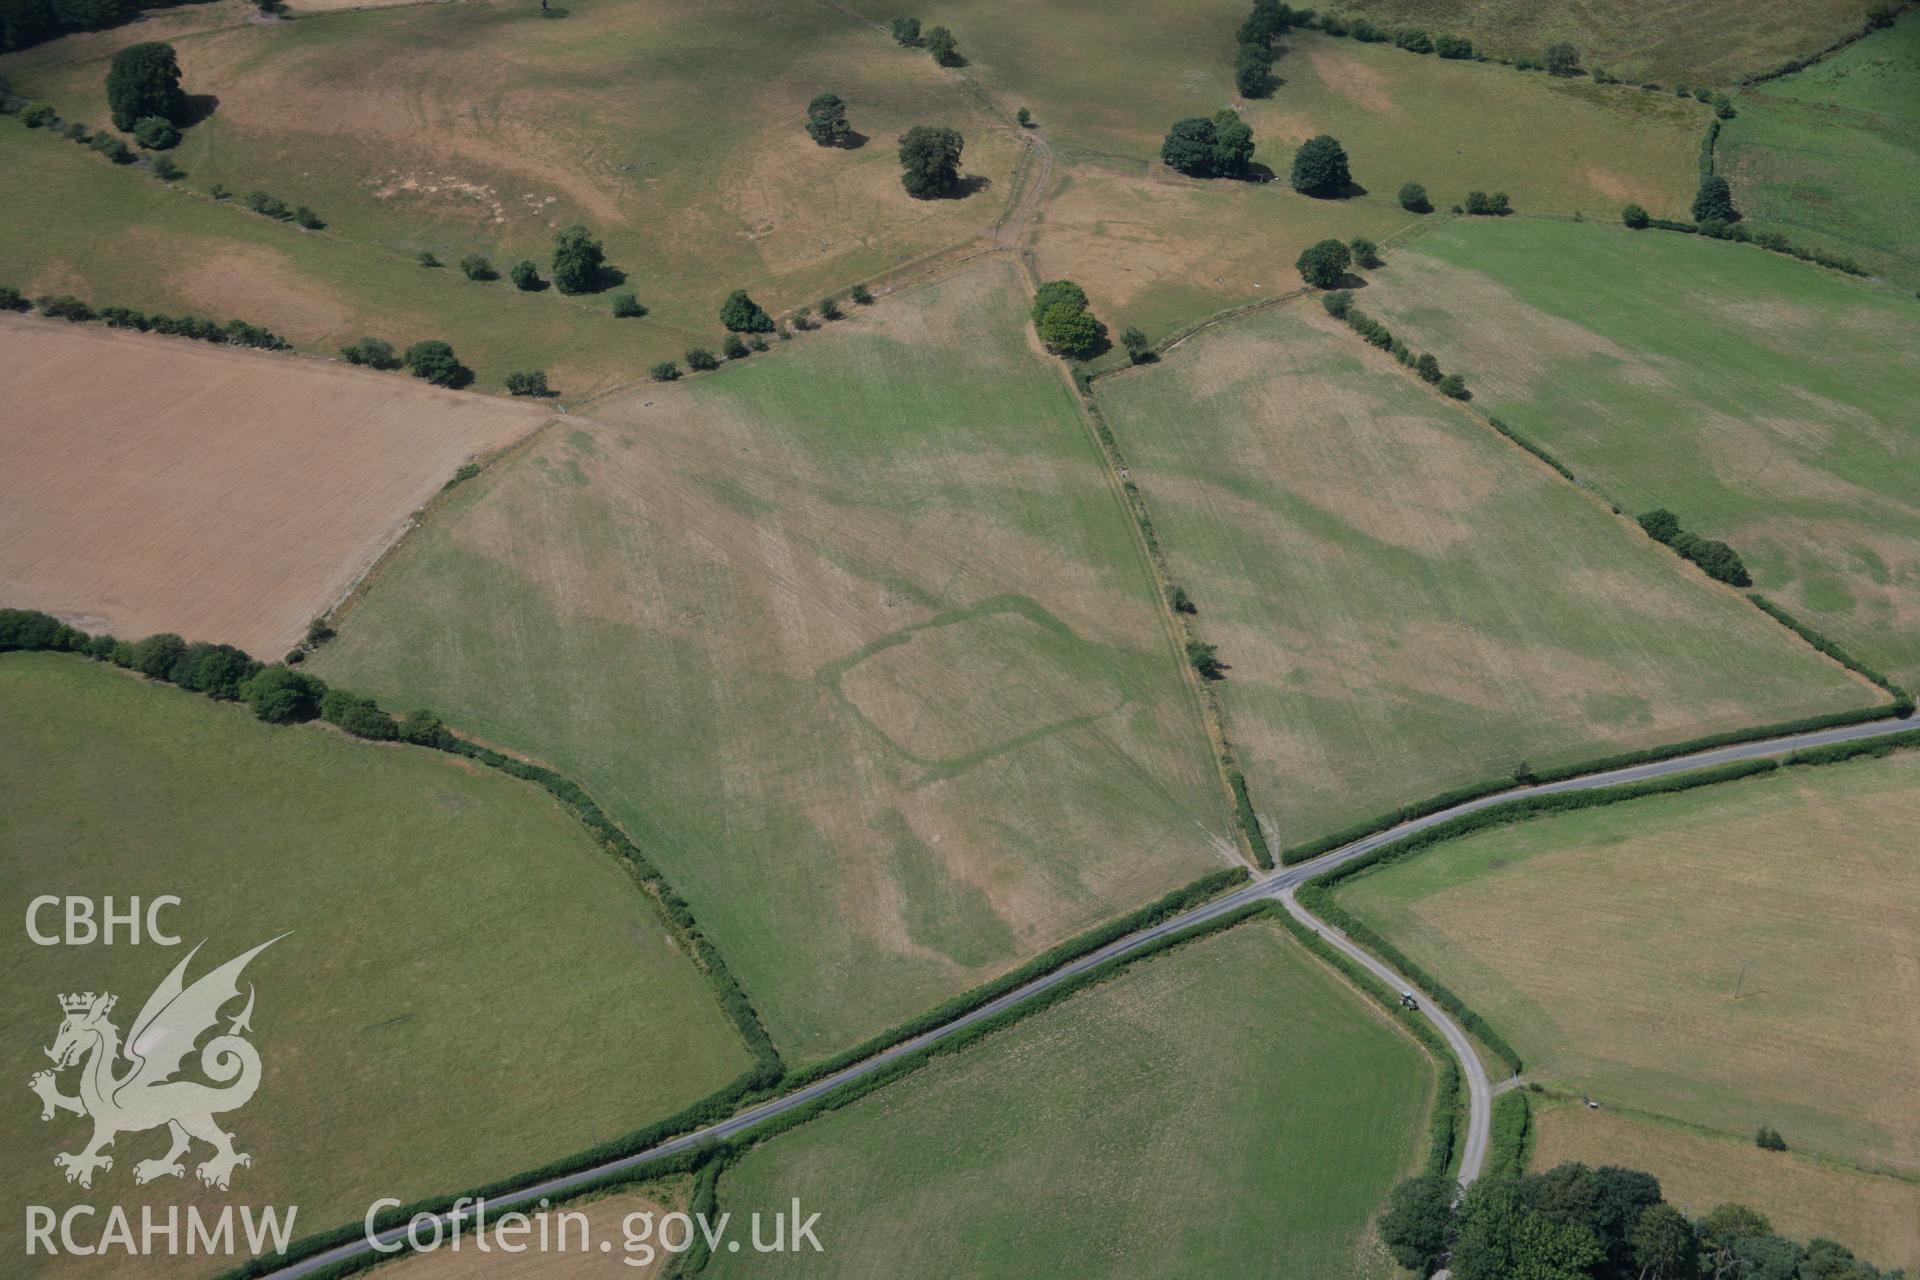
[1484,1089,1531,1179]
[14,288,287,350]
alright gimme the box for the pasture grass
[1337,750,1920,1175]
[1361,216,1920,689]
[1292,0,1885,87]
[0,654,750,1278]
[313,261,1231,1060]
[1093,299,1872,848]
[706,920,1431,1279]
[1721,12,1920,289]
[1531,1103,1919,1276]
[0,0,1021,392]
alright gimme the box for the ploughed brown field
[0,314,547,659]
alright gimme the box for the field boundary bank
[1735,1,1917,86]
[216,708,1919,1278]
[1017,252,1277,870]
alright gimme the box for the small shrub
[720,288,775,332]
[132,116,179,150]
[65,121,90,142]
[38,294,94,322]
[925,25,960,66]
[209,182,230,200]
[818,296,842,321]
[650,360,681,381]
[791,306,813,330]
[21,103,56,128]
[889,15,920,45]
[1756,1126,1787,1151]
[404,340,471,388]
[294,205,324,230]
[850,282,873,305]
[1121,325,1150,363]
[1397,181,1430,213]
[246,190,291,220]
[459,253,496,281]
[99,138,133,164]
[1169,585,1196,614]
[340,336,398,369]
[1437,372,1468,398]
[723,333,749,360]
[1415,352,1441,383]
[1186,639,1225,679]
[611,291,646,317]
[1434,33,1472,58]
[0,285,31,312]
[1295,238,1351,288]
[1348,236,1379,268]
[1393,28,1433,54]
[417,251,442,268]
[504,369,550,396]
[1321,289,1353,318]
[150,154,182,181]
[510,260,542,290]
[1543,41,1581,76]
[748,335,768,351]
[685,347,719,371]
[1016,107,1031,127]
[1621,202,1650,229]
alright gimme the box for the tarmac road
[263,712,1912,1276]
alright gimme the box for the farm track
[257,712,1915,1277]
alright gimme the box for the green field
[0,654,750,1278]
[1336,750,1920,1174]
[1093,300,1873,847]
[1362,217,1920,690]
[1315,0,1884,86]
[313,260,1231,1060]
[706,920,1432,1279]
[1721,13,1920,289]
[0,0,1021,392]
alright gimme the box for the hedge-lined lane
[257,711,1917,1279]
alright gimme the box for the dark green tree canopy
[1289,133,1351,196]
[1398,181,1430,212]
[106,41,184,132]
[1295,238,1351,288]
[889,15,919,45]
[1036,301,1100,359]
[720,289,775,333]
[550,224,608,294]
[1544,41,1582,76]
[1691,174,1740,223]
[1378,1174,1455,1275]
[897,124,964,198]
[1211,114,1256,177]
[1031,280,1087,324]
[404,340,471,388]
[1160,117,1217,176]
[805,92,851,146]
[925,24,959,65]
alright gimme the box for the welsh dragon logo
[29,936,284,1191]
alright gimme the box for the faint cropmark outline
[30,936,286,1191]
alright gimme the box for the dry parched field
[314,261,1230,1058]
[1337,751,1920,1176]
[1094,301,1873,847]
[1532,1105,1920,1276]
[0,315,546,659]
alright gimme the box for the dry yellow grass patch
[1533,1105,1920,1274]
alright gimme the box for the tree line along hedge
[3,284,287,349]
[1321,289,1469,398]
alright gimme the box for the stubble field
[706,920,1433,1280]
[312,261,1232,1061]
[1336,750,1920,1176]
[0,654,750,1280]
[0,314,546,660]
[1093,300,1873,848]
